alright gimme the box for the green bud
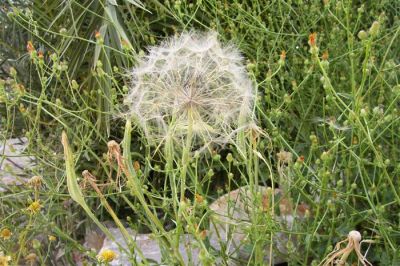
[30,50,37,60]
[286,240,295,252]
[320,60,329,70]
[32,239,41,249]
[150,36,156,45]
[60,62,68,71]
[246,63,256,71]
[291,80,298,91]
[310,134,318,145]
[97,67,104,76]
[71,80,79,90]
[284,93,291,104]
[384,115,392,122]
[207,168,214,177]
[360,108,368,117]
[357,30,368,40]
[320,151,330,161]
[10,67,17,78]
[392,85,400,96]
[212,154,221,161]
[179,199,188,210]
[96,60,103,68]
[369,21,380,37]
[373,106,383,116]
[50,53,58,61]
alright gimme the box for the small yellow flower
[97,249,117,263]
[27,200,42,214]
[26,41,35,53]
[0,228,12,240]
[48,235,57,242]
[0,252,11,266]
[195,193,204,204]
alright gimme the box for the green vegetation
[1,0,399,265]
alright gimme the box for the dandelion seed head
[125,31,255,149]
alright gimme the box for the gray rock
[208,186,299,265]
[96,186,306,265]
[0,137,36,192]
[97,227,200,265]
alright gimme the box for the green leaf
[124,0,147,10]
[61,131,115,241]
[107,0,118,6]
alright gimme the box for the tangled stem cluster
[321,230,373,266]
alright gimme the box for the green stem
[180,111,193,201]
[123,119,185,265]
[175,110,194,251]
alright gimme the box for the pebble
[95,186,307,265]
[0,137,36,192]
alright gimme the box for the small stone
[0,137,36,192]
[208,186,303,264]
[95,186,305,265]
[97,227,200,265]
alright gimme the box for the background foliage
[1,0,399,264]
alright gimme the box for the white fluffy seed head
[125,31,255,149]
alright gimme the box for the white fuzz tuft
[348,230,362,242]
[125,31,255,148]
